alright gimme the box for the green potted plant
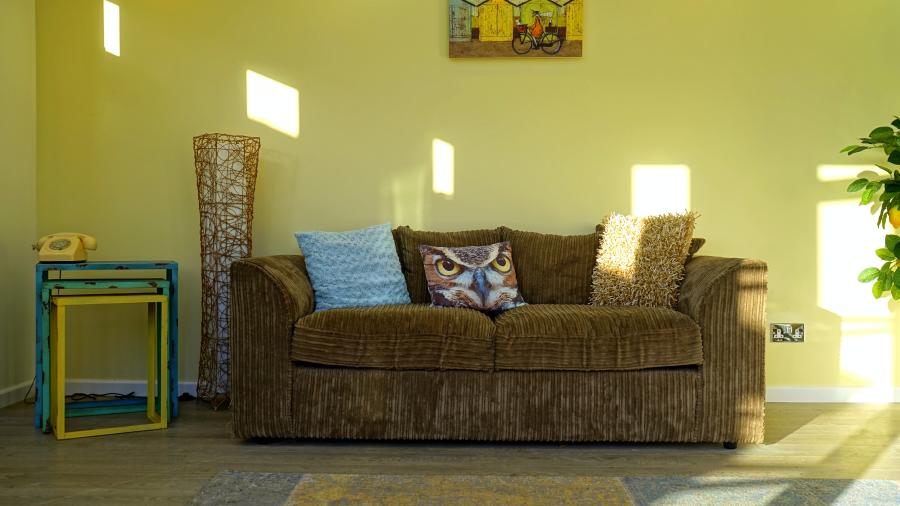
[845,116,900,298]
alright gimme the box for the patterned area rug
[189,471,900,505]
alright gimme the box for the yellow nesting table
[50,294,169,440]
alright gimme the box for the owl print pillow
[418,241,526,312]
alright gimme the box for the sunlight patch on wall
[630,165,690,216]
[432,139,455,197]
[817,200,889,318]
[817,199,895,401]
[816,164,877,183]
[838,320,894,401]
[103,1,120,56]
[246,70,299,138]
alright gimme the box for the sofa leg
[723,441,738,450]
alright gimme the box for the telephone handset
[33,233,97,262]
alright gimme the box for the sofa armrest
[677,256,768,444]
[230,255,314,438]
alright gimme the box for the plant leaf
[891,283,900,300]
[884,273,893,292]
[847,178,869,192]
[871,126,894,142]
[860,266,882,282]
[862,184,880,204]
[893,117,900,129]
[892,268,900,287]
[876,164,893,174]
[876,247,895,260]
[885,235,900,251]
[889,150,900,165]
[873,277,885,298]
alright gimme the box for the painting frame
[449,0,583,58]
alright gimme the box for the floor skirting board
[767,386,900,403]
[0,380,33,409]
[8,381,899,408]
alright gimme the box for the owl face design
[418,242,525,311]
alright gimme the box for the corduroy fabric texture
[591,213,696,308]
[500,227,601,304]
[230,253,766,444]
[292,304,495,370]
[230,255,314,439]
[290,366,699,442]
[494,304,702,371]
[678,256,768,444]
[395,226,503,303]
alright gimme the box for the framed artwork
[449,0,583,58]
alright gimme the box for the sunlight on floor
[817,199,895,402]
[630,165,690,216]
[432,139,455,197]
[245,70,299,138]
[103,1,120,57]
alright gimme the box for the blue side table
[35,261,179,433]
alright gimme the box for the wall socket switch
[771,323,804,343]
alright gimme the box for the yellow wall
[34,0,900,397]
[0,0,37,402]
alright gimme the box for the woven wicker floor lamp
[193,133,260,409]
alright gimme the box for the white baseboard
[64,379,197,398]
[767,386,900,403]
[0,380,33,409]
[10,380,897,406]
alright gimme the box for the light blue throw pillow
[294,223,411,311]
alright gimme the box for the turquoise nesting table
[34,261,179,433]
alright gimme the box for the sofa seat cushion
[494,304,702,371]
[292,304,495,370]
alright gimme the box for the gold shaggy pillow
[590,212,697,308]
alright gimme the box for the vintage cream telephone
[33,233,97,262]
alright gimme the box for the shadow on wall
[252,148,301,256]
[381,137,456,231]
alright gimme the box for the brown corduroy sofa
[230,226,767,447]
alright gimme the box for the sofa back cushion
[500,227,601,304]
[395,226,503,303]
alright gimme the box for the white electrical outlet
[771,323,804,343]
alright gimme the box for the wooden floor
[0,402,897,505]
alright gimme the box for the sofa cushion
[292,304,495,370]
[494,304,702,371]
[501,227,601,304]
[596,223,705,261]
[395,226,503,303]
[419,242,527,311]
[294,223,411,311]
[591,213,696,308]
